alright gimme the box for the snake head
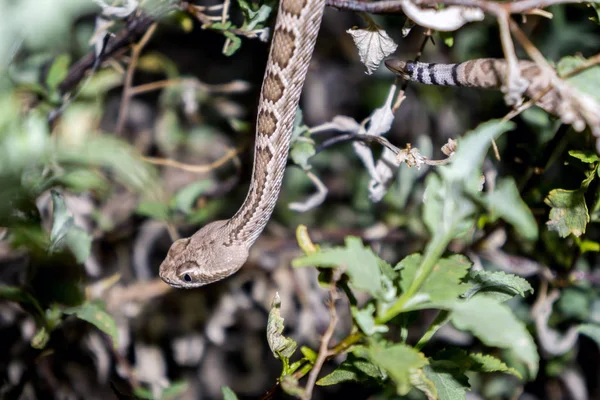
[159,220,249,288]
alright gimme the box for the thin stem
[301,276,340,400]
[116,23,158,135]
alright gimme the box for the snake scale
[385,58,561,116]
[159,0,326,288]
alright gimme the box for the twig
[301,271,342,400]
[116,23,158,134]
[325,0,586,16]
[128,78,250,96]
[141,145,244,173]
[59,12,164,95]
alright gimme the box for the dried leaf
[347,24,397,75]
[401,1,484,31]
[266,293,298,360]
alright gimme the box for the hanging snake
[384,58,561,116]
[158,2,594,288]
[159,0,326,288]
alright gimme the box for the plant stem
[379,230,454,323]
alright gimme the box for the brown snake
[385,58,560,116]
[159,0,325,288]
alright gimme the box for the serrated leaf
[569,150,600,164]
[463,270,533,302]
[486,178,538,241]
[424,364,469,400]
[545,188,589,237]
[293,236,384,299]
[317,355,385,386]
[435,348,522,378]
[352,303,389,335]
[266,293,297,360]
[48,190,92,263]
[450,297,538,378]
[396,254,472,309]
[63,302,118,348]
[221,386,239,400]
[367,342,428,395]
[410,369,438,399]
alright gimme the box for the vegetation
[1,0,600,399]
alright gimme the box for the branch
[301,271,342,400]
[58,12,160,95]
[325,0,588,16]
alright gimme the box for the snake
[159,0,326,288]
[384,58,562,116]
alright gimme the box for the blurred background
[1,0,600,399]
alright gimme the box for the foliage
[1,0,600,399]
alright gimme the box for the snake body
[159,0,325,288]
[385,58,559,116]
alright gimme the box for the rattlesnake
[159,0,326,288]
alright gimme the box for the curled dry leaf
[266,292,298,360]
[347,23,398,75]
[401,1,484,32]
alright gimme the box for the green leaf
[223,31,242,56]
[396,254,472,309]
[266,292,297,361]
[173,180,212,214]
[443,120,515,182]
[55,169,108,193]
[545,188,589,237]
[0,285,45,318]
[290,140,315,170]
[558,55,600,103]
[423,120,515,241]
[439,31,454,47]
[293,236,385,299]
[55,135,160,195]
[577,324,600,346]
[424,364,468,400]
[31,326,50,349]
[569,150,600,164]
[48,190,92,263]
[557,288,590,320]
[486,178,538,241]
[463,270,534,302]
[317,354,386,386]
[450,297,538,378]
[45,54,71,92]
[162,381,188,399]
[435,348,522,378]
[367,342,428,395]
[136,201,170,221]
[221,386,239,400]
[352,303,389,335]
[63,302,119,349]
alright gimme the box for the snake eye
[184,274,192,282]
